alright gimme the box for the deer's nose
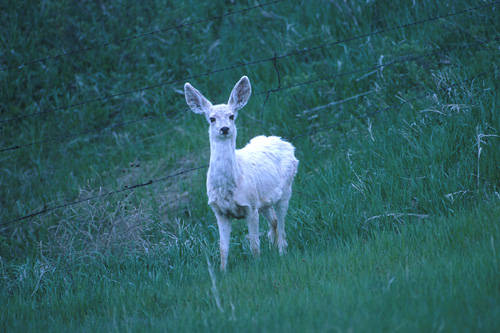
[220,127,229,135]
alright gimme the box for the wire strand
[2,37,486,154]
[1,1,496,124]
[0,165,208,227]
[0,0,286,72]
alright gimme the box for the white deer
[184,76,299,271]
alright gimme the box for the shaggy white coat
[184,76,298,271]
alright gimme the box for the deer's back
[234,136,298,208]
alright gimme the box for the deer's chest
[208,188,247,219]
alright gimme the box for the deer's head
[184,76,251,140]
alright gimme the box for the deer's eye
[209,117,216,123]
[229,114,234,120]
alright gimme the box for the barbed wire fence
[0,36,492,154]
[1,1,496,125]
[0,1,497,158]
[0,65,492,229]
[0,2,498,229]
[0,35,492,195]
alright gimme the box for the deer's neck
[208,136,239,189]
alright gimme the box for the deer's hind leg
[261,206,278,248]
[275,189,292,255]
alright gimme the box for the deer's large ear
[184,83,212,114]
[228,76,251,112]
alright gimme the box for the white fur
[184,76,298,271]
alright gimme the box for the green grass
[1,0,499,331]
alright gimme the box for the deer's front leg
[246,208,260,257]
[215,213,232,271]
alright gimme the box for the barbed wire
[0,63,427,181]
[0,165,208,228]
[1,1,496,125]
[0,112,174,153]
[254,41,473,97]
[1,32,495,154]
[0,0,286,72]
[0,67,491,229]
[0,39,466,153]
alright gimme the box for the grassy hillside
[1,0,499,331]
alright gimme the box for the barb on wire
[1,0,286,72]
[0,165,208,228]
[262,52,282,107]
[1,1,497,124]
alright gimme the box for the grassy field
[1,0,499,331]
